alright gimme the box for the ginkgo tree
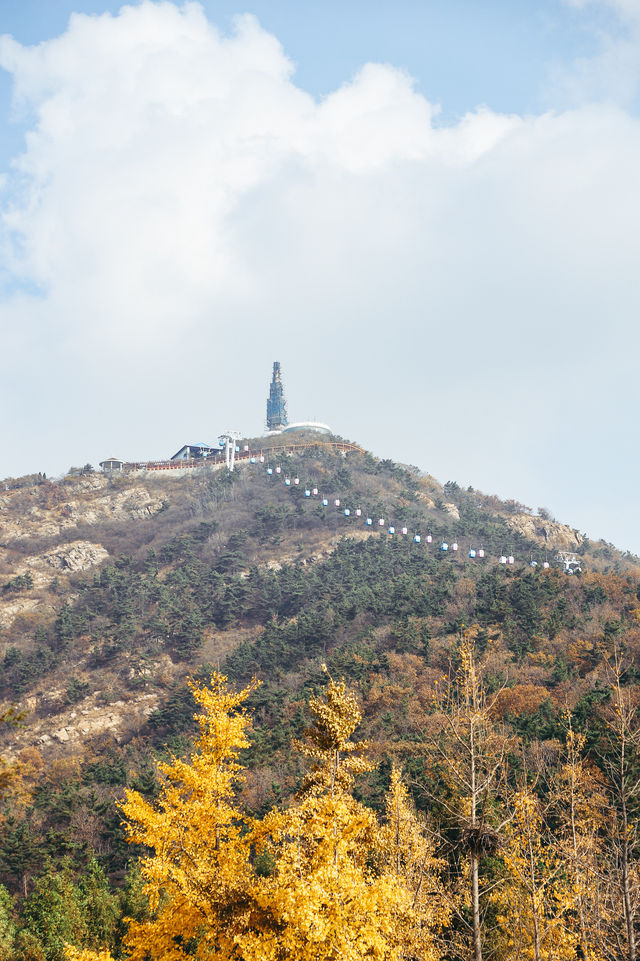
[68,672,259,960]
[65,670,447,961]
[244,670,447,961]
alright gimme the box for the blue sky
[0,2,627,120]
[1,0,640,554]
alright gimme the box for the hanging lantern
[414,535,421,543]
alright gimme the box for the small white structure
[556,551,582,573]
[218,431,242,471]
[281,421,332,435]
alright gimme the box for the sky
[1,0,640,554]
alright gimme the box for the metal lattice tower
[266,361,288,431]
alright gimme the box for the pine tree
[0,885,16,961]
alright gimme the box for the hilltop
[1,437,639,918]
[1,438,637,755]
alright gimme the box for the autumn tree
[244,671,445,961]
[120,672,259,960]
[496,787,580,961]
[597,652,640,961]
[66,673,260,961]
[553,714,609,960]
[378,764,449,960]
[66,670,448,961]
[427,628,508,961]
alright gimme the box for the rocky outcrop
[12,692,160,750]
[505,513,583,551]
[38,541,110,573]
[0,479,164,542]
[65,487,165,524]
[0,596,41,628]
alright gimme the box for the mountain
[1,436,639,957]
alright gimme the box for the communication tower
[266,361,288,432]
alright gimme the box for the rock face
[0,478,164,542]
[38,541,110,573]
[0,541,111,627]
[505,513,583,551]
[21,693,160,748]
[0,597,41,629]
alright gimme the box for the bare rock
[505,513,584,551]
[0,596,40,628]
[40,540,110,573]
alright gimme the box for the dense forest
[1,443,639,959]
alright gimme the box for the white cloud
[0,1,639,552]
[555,0,640,106]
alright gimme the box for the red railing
[116,441,365,473]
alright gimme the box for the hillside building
[170,443,217,461]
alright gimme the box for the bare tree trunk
[621,789,637,961]
[527,833,542,961]
[470,693,483,961]
[471,851,482,961]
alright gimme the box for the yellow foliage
[65,949,114,961]
[68,671,446,961]
[496,788,582,961]
[119,672,259,960]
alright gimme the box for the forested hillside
[1,441,639,959]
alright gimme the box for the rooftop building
[282,422,331,435]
